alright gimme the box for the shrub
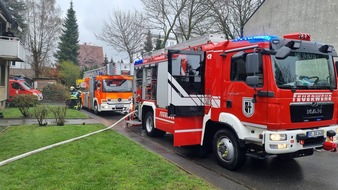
[33,105,49,126]
[49,106,67,126]
[42,84,68,102]
[12,94,39,117]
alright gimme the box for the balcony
[0,37,26,62]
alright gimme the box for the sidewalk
[0,118,100,127]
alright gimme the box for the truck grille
[290,102,333,122]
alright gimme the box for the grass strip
[0,124,216,190]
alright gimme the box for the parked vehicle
[128,33,338,170]
[9,78,43,101]
[80,64,133,114]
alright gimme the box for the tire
[77,99,82,110]
[143,111,166,137]
[65,99,71,108]
[94,101,99,115]
[213,129,246,170]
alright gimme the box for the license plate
[306,130,324,138]
[115,105,123,108]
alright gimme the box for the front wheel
[143,111,166,137]
[213,129,246,170]
[94,101,99,115]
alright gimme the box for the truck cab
[9,78,43,101]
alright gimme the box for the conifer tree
[56,1,79,65]
[144,30,153,52]
[103,54,109,66]
[154,34,163,50]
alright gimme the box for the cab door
[223,50,269,127]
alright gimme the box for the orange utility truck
[129,33,338,170]
[81,63,133,114]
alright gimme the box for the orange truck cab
[9,78,43,101]
[81,72,133,115]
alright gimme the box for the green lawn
[2,106,88,119]
[0,124,216,190]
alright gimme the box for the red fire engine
[130,33,338,170]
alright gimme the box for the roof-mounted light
[232,35,278,43]
[134,59,143,65]
[283,33,310,41]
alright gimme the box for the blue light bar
[134,59,143,65]
[232,35,279,43]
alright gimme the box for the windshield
[21,81,32,90]
[272,52,336,89]
[102,79,132,92]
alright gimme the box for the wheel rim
[94,103,98,113]
[217,136,235,162]
[145,115,153,132]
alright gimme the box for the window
[145,66,157,100]
[272,53,335,89]
[0,64,5,86]
[12,82,21,90]
[170,52,204,94]
[102,79,132,92]
[230,52,263,87]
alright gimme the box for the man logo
[242,98,254,117]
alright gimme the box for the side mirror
[275,46,291,59]
[246,76,259,86]
[245,53,260,74]
[96,81,101,88]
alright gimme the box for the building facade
[243,0,338,51]
[0,2,26,110]
[78,43,104,70]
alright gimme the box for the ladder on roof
[144,33,226,58]
[83,66,106,78]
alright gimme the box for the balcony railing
[0,36,26,62]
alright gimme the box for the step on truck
[80,63,133,114]
[129,33,338,170]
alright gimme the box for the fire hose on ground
[0,111,135,167]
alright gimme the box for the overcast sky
[57,0,143,62]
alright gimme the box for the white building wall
[9,61,31,69]
[244,0,338,51]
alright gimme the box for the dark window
[230,52,263,87]
[0,64,5,86]
[12,82,21,90]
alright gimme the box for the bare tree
[97,9,146,63]
[208,0,264,39]
[207,0,234,39]
[174,0,213,41]
[141,0,188,46]
[229,0,263,37]
[25,0,62,77]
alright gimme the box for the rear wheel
[213,129,246,170]
[143,111,166,137]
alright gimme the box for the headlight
[101,99,107,103]
[269,134,287,141]
[32,92,37,96]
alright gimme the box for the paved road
[83,110,338,190]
